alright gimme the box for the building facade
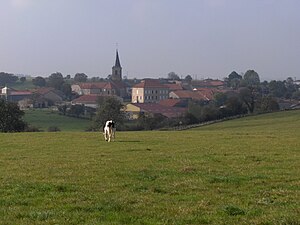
[131,79,169,103]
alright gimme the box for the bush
[47,126,61,132]
[25,125,43,132]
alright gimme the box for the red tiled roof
[158,99,182,107]
[171,90,209,101]
[191,79,224,87]
[78,81,127,90]
[79,82,107,89]
[72,95,100,103]
[164,83,183,91]
[35,87,55,95]
[133,79,168,89]
[131,103,187,118]
[10,91,32,96]
[172,88,224,101]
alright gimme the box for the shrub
[47,126,61,132]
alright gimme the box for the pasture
[24,109,92,132]
[0,110,299,224]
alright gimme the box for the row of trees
[226,70,300,100]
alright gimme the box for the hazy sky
[0,0,299,80]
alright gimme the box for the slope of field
[24,109,92,131]
[0,110,299,224]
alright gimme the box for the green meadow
[24,109,92,131]
[0,110,299,224]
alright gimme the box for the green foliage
[269,80,287,98]
[0,110,299,224]
[239,87,256,113]
[19,77,26,83]
[137,112,166,130]
[227,71,242,89]
[243,70,260,87]
[74,73,88,82]
[68,104,85,118]
[0,72,18,86]
[32,76,46,87]
[0,99,26,132]
[167,71,180,80]
[48,72,64,90]
[256,96,280,113]
[92,96,125,130]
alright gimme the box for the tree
[224,95,247,116]
[227,71,242,89]
[285,77,297,99]
[0,99,26,132]
[184,75,193,83]
[239,87,256,113]
[61,83,72,100]
[92,96,125,130]
[48,72,64,90]
[268,80,286,98]
[68,104,85,118]
[0,72,18,86]
[32,76,46,87]
[257,96,279,112]
[168,72,180,81]
[228,71,242,81]
[137,112,165,130]
[214,92,227,107]
[292,91,300,100]
[20,77,26,83]
[74,73,88,82]
[243,70,260,87]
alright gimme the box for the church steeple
[112,50,122,81]
[115,50,121,67]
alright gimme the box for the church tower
[111,50,122,81]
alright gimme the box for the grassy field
[24,109,92,131]
[0,110,299,224]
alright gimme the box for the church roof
[115,50,121,67]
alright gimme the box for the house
[170,88,223,102]
[34,87,64,103]
[158,98,188,108]
[125,103,187,119]
[72,94,123,109]
[0,86,32,102]
[164,83,183,92]
[191,79,225,89]
[72,95,100,108]
[71,81,128,99]
[131,79,169,103]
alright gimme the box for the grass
[0,110,299,224]
[23,109,92,131]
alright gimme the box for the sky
[0,0,299,81]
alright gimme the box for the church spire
[112,49,122,81]
[115,50,121,67]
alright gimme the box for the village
[1,50,300,127]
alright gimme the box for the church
[111,50,122,81]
